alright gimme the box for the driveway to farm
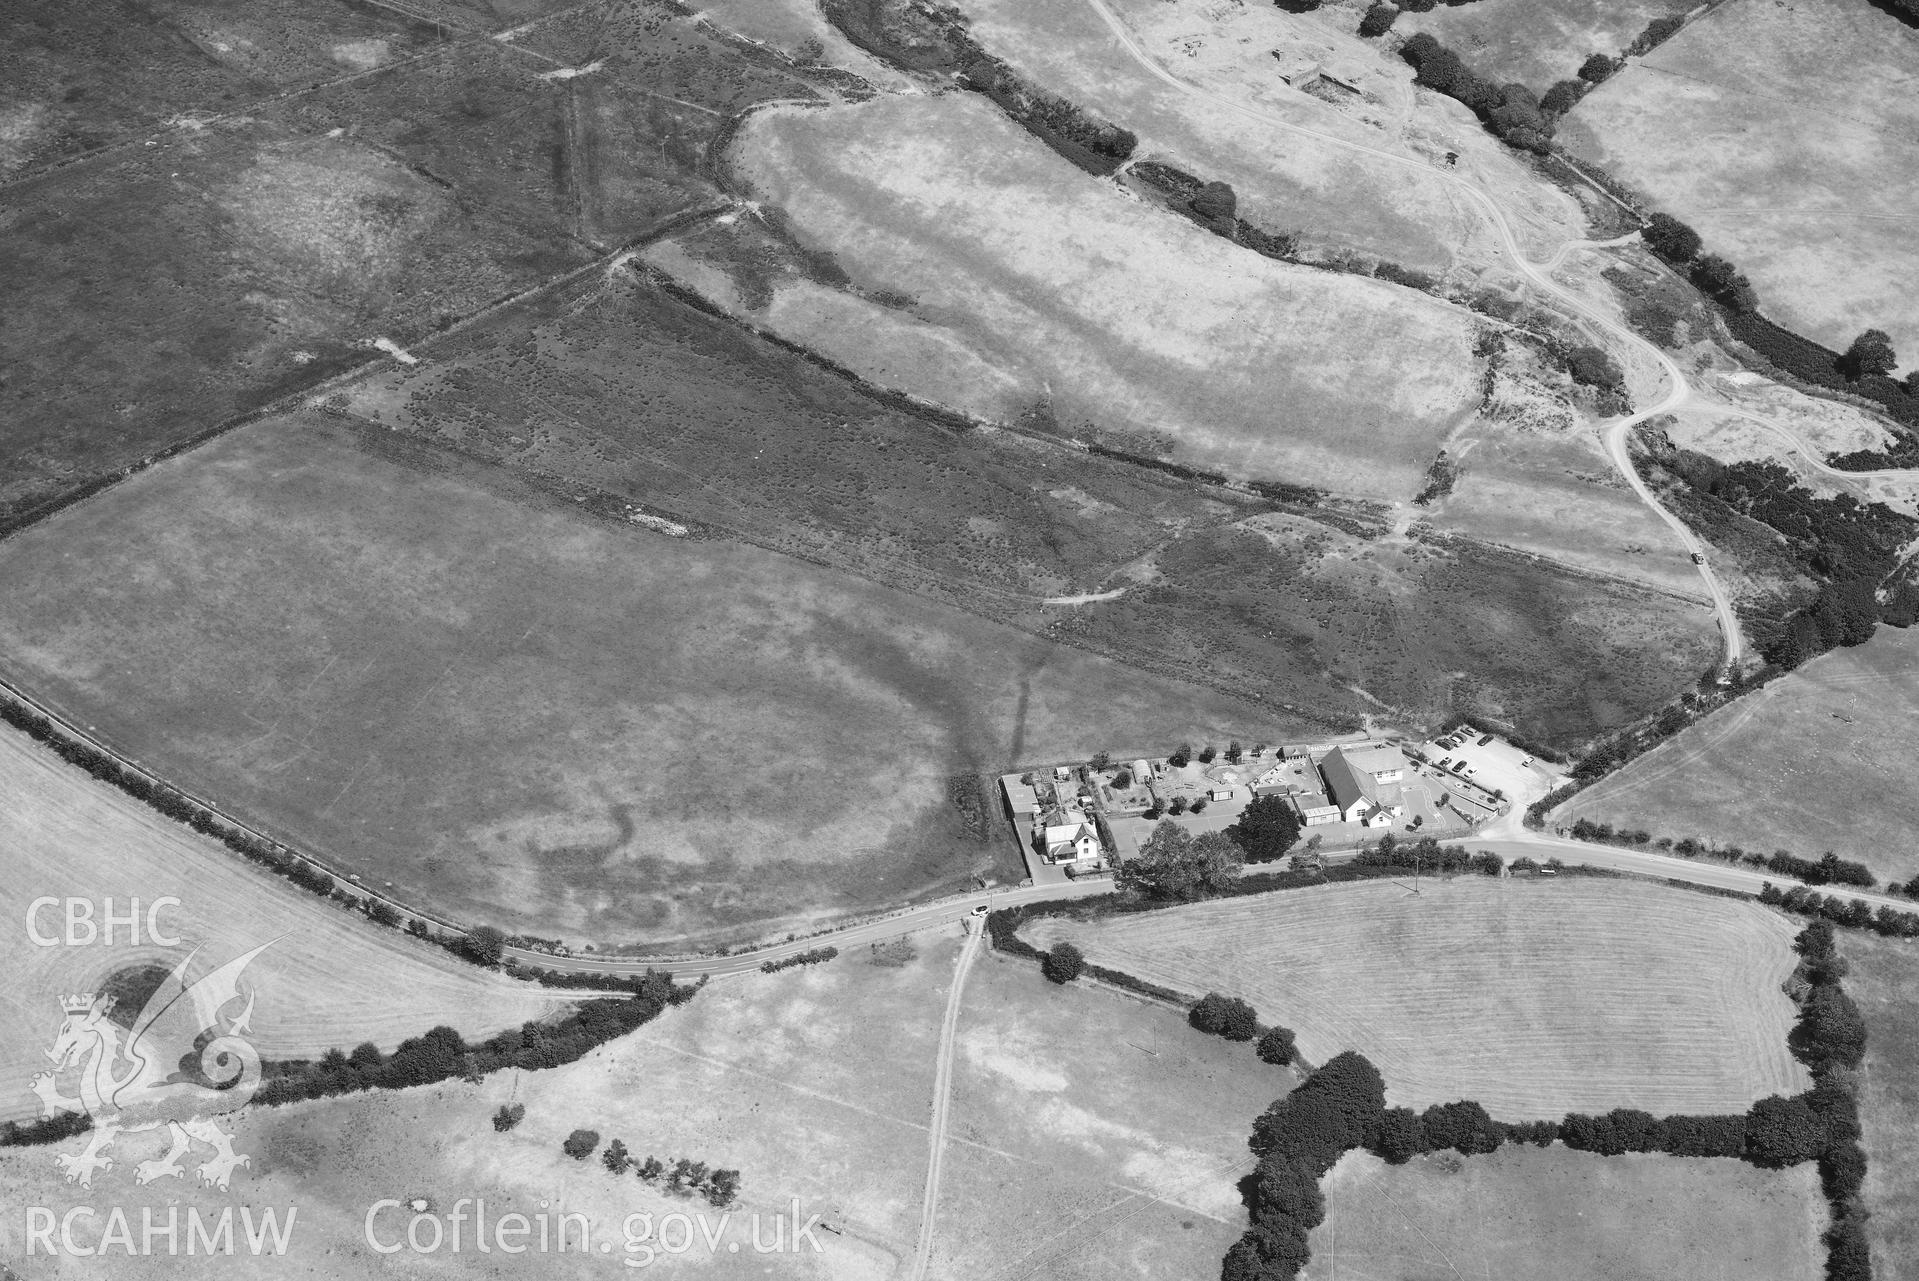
[908,921,983,1281]
[1077,0,1747,673]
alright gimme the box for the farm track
[1065,0,1919,676]
[908,923,983,1281]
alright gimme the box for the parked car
[1477,734,1493,746]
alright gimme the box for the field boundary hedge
[1219,919,1873,1279]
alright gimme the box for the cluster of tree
[1413,451,1458,506]
[598,1139,742,1208]
[1352,833,1504,877]
[1640,211,1759,312]
[1398,34,1559,152]
[760,945,839,974]
[1567,821,1877,889]
[255,973,697,1106]
[1763,881,1919,940]
[1118,819,1246,900]
[1668,456,1914,669]
[1357,3,1398,36]
[1224,1053,1386,1280]
[0,1111,93,1149]
[1190,992,1261,1041]
[958,53,1137,175]
[493,1103,527,1132]
[1562,343,1626,394]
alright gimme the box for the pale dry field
[953,0,1586,268]
[0,924,1287,1277]
[1564,0,1919,364]
[732,93,1483,499]
[1025,878,1809,1116]
[1396,0,1696,87]
[1308,1146,1824,1281]
[1560,624,1919,885]
[0,723,569,1125]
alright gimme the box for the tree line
[252,971,698,1107]
[1567,820,1877,889]
[1221,919,1874,1280]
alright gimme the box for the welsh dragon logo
[28,943,271,1191]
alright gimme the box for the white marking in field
[1041,588,1127,605]
[538,59,605,81]
[371,337,419,365]
[164,114,213,132]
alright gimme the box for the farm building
[1291,790,1340,826]
[1320,744,1409,827]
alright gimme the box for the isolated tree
[1090,751,1112,772]
[1112,768,1133,789]
[1577,52,1616,83]
[1842,329,1897,380]
[1197,744,1218,764]
[492,1103,526,1132]
[603,1138,631,1174]
[1256,1025,1297,1066]
[1168,795,1190,815]
[1643,212,1702,263]
[1226,794,1303,864]
[464,924,507,966]
[1358,2,1398,37]
[1190,992,1260,1041]
[637,1155,666,1182]
[1169,742,1194,768]
[1565,344,1624,391]
[562,1129,601,1161]
[1042,941,1086,984]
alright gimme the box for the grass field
[0,0,452,178]
[1837,930,1919,1280]
[1024,877,1808,1117]
[0,922,1290,1276]
[1396,0,1697,89]
[0,6,835,530]
[1307,1145,1824,1281]
[932,947,1293,1279]
[0,413,1306,948]
[1563,0,1919,365]
[0,722,570,1126]
[733,93,1483,501]
[1559,624,1919,885]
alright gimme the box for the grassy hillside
[1840,929,1919,1280]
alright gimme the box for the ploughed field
[1308,1145,1824,1281]
[1023,877,1809,1117]
[0,413,1296,950]
[0,722,569,1126]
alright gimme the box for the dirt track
[0,724,569,1123]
